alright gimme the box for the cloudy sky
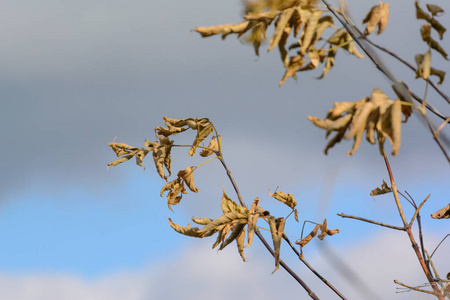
[1,0,449,299]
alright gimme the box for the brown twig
[394,280,437,295]
[337,213,405,231]
[409,195,430,227]
[383,153,445,299]
[282,234,348,300]
[216,152,320,300]
[362,37,450,105]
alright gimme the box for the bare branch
[394,280,437,295]
[338,213,405,231]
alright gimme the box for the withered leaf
[193,21,252,39]
[317,219,339,240]
[415,1,446,40]
[269,8,295,52]
[415,51,431,79]
[153,136,173,181]
[426,4,444,17]
[421,24,448,60]
[189,119,214,156]
[362,2,389,35]
[309,89,406,156]
[370,180,392,196]
[430,204,450,219]
[199,136,219,157]
[328,28,364,58]
[268,189,297,209]
[268,216,285,273]
[168,218,203,238]
[177,167,199,193]
[279,54,305,86]
[107,137,156,170]
[296,224,319,247]
[160,178,186,211]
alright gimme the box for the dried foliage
[370,180,392,196]
[308,88,410,156]
[431,204,450,219]
[193,0,365,86]
[362,2,389,35]
[296,219,339,248]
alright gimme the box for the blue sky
[0,0,449,299]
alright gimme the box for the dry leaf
[421,24,448,60]
[328,28,364,58]
[153,136,173,181]
[177,167,199,193]
[160,178,186,211]
[317,219,339,240]
[362,2,389,35]
[268,216,285,273]
[107,137,156,170]
[415,1,446,40]
[268,189,297,209]
[431,204,450,219]
[370,180,392,196]
[308,88,407,156]
[199,136,219,157]
[426,4,444,17]
[296,224,319,247]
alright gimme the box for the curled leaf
[177,167,199,193]
[268,216,285,273]
[107,137,156,170]
[200,136,219,157]
[160,178,186,211]
[296,224,319,247]
[362,2,389,35]
[421,24,448,60]
[370,180,392,196]
[153,136,173,181]
[430,204,450,219]
[268,189,297,209]
[317,219,339,240]
[309,88,407,156]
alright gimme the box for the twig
[383,153,444,299]
[216,152,320,300]
[337,213,405,231]
[425,250,443,288]
[394,280,437,295]
[409,195,430,227]
[362,37,450,105]
[322,0,450,162]
[431,234,450,258]
[282,234,348,300]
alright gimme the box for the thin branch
[394,280,437,295]
[337,213,405,231]
[409,194,430,227]
[383,153,445,299]
[426,250,443,288]
[362,36,450,105]
[282,234,348,300]
[216,152,320,300]
[431,234,450,258]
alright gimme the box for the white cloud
[0,232,447,300]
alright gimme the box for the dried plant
[108,1,449,299]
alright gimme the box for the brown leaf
[153,136,173,181]
[268,189,297,209]
[189,119,214,156]
[317,219,339,240]
[268,216,285,273]
[177,167,199,193]
[168,218,203,238]
[269,8,295,52]
[370,180,392,196]
[415,1,446,40]
[308,88,407,156]
[193,21,252,39]
[107,137,156,170]
[199,136,218,157]
[362,2,389,35]
[296,224,319,247]
[430,204,450,219]
[279,54,305,86]
[328,28,364,58]
[421,25,448,60]
[426,4,444,17]
[160,178,186,211]
[415,51,431,80]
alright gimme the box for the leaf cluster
[308,88,411,156]
[193,0,365,86]
[414,1,447,84]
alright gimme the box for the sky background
[0,0,449,299]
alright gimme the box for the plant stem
[216,151,320,300]
[337,213,405,231]
[383,153,445,299]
